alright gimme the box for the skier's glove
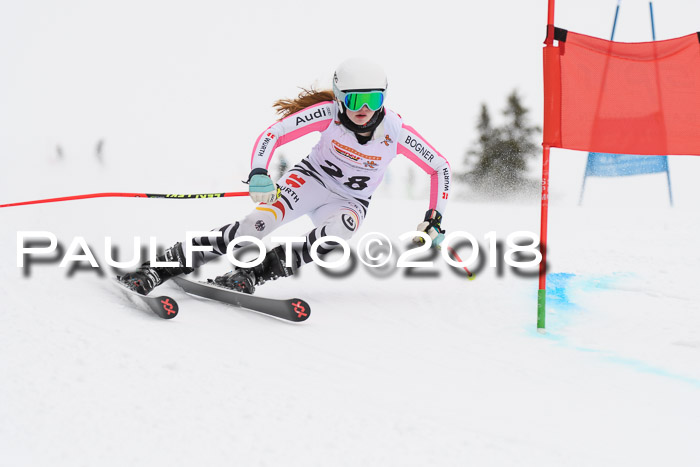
[246,168,280,204]
[413,209,445,248]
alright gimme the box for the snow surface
[3,0,700,465]
[1,151,700,467]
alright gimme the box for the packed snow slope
[1,153,700,467]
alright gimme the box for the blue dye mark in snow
[532,272,700,388]
[546,272,578,311]
[544,272,630,330]
[546,271,631,313]
[562,345,700,387]
[600,353,700,387]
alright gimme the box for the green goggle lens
[344,91,385,111]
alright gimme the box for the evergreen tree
[465,90,541,196]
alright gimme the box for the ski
[172,276,310,323]
[113,278,179,319]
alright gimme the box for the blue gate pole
[610,0,621,40]
[578,158,591,206]
[650,1,674,206]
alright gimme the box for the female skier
[119,57,451,295]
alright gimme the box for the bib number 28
[321,160,371,191]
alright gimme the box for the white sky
[2,0,700,197]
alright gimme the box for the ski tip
[153,296,179,319]
[288,299,311,322]
[113,277,179,319]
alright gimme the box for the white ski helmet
[333,58,388,112]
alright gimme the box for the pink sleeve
[397,123,451,214]
[250,102,335,171]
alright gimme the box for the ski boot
[213,245,293,294]
[118,242,194,295]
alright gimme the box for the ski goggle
[341,90,385,112]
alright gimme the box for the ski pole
[0,191,248,209]
[446,245,475,280]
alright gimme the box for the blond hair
[272,87,335,119]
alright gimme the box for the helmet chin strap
[337,105,386,142]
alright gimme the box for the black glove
[413,209,445,247]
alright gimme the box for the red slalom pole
[446,246,475,280]
[0,191,248,209]
[538,0,557,333]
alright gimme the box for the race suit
[188,100,451,269]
